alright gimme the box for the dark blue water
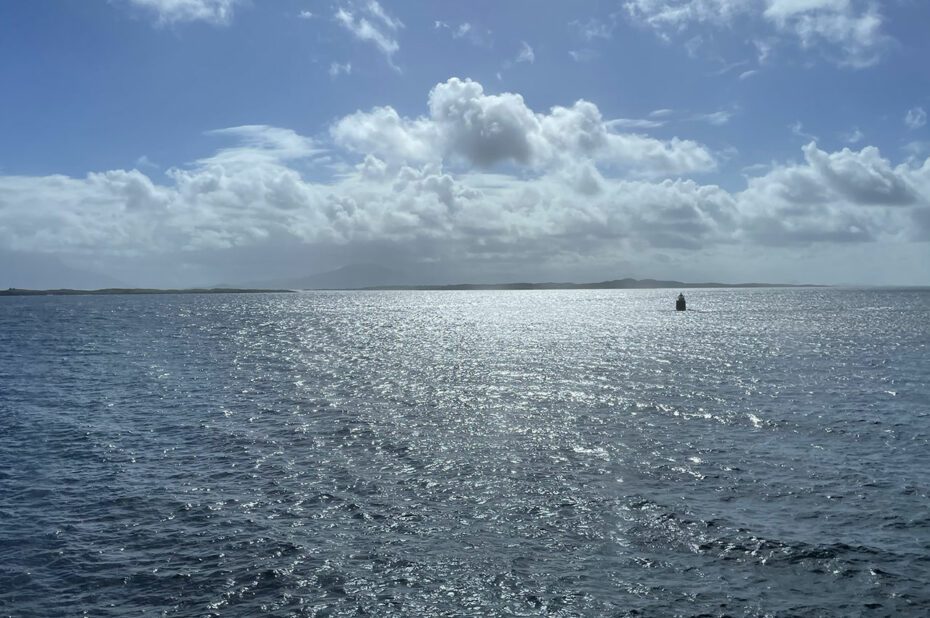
[1,288,928,616]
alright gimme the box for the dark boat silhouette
[676,293,686,311]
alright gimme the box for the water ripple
[1,288,929,616]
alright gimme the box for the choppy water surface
[1,288,929,616]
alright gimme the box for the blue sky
[1,0,929,287]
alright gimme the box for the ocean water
[1,288,928,617]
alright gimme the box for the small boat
[676,293,686,311]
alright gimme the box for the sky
[1,0,929,288]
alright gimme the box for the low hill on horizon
[240,263,404,290]
[0,250,127,290]
[241,263,821,291]
[359,277,823,291]
[0,287,294,296]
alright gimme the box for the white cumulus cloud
[737,141,927,245]
[2,88,928,286]
[331,77,716,176]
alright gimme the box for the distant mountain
[0,251,126,290]
[0,287,294,296]
[246,263,404,290]
[235,266,821,291]
[364,277,822,290]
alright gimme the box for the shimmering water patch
[1,288,928,616]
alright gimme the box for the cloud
[454,22,470,37]
[434,21,492,47]
[135,155,160,170]
[765,0,888,68]
[697,111,732,125]
[802,142,918,206]
[331,106,438,164]
[710,59,750,76]
[498,41,536,75]
[571,17,617,41]
[335,2,402,68]
[329,61,352,77]
[736,141,927,246]
[201,125,323,166]
[607,118,666,129]
[568,49,599,63]
[903,141,930,162]
[623,0,890,68]
[790,120,818,141]
[905,107,927,130]
[610,108,730,128]
[365,0,403,30]
[762,0,849,21]
[0,150,923,286]
[623,0,745,31]
[0,169,174,256]
[843,127,864,143]
[516,41,535,64]
[125,0,241,25]
[429,78,541,167]
[754,38,776,64]
[298,10,313,19]
[913,206,930,241]
[331,78,715,176]
[6,136,923,275]
[2,85,928,286]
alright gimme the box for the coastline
[0,287,295,297]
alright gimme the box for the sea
[1,288,928,617]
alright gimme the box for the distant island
[356,278,823,291]
[235,263,825,291]
[0,287,294,296]
[1,279,824,295]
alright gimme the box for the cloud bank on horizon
[0,0,928,287]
